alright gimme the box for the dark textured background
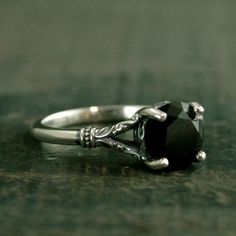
[0,1,236,236]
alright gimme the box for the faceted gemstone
[144,102,204,169]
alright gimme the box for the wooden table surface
[0,1,235,236]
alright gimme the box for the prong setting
[33,101,206,172]
[142,101,205,170]
[196,150,206,162]
[196,105,204,115]
[139,107,167,122]
[144,157,169,170]
[190,102,205,120]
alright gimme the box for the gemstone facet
[144,102,204,169]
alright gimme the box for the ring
[32,101,206,170]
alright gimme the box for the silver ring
[32,101,206,170]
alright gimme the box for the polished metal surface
[32,104,167,165]
[32,105,145,145]
[32,102,206,170]
[1,1,235,234]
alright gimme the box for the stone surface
[144,102,204,169]
[0,1,236,236]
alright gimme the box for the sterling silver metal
[32,102,206,170]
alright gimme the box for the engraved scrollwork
[76,106,167,161]
[94,113,140,139]
[77,111,143,160]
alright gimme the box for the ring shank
[32,105,144,145]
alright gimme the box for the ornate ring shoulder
[32,101,206,170]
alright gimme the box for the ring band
[32,105,144,145]
[32,101,206,170]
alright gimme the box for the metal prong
[144,157,169,170]
[140,107,167,122]
[191,102,205,116]
[196,150,206,162]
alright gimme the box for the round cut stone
[144,101,204,169]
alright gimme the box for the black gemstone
[144,102,204,169]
